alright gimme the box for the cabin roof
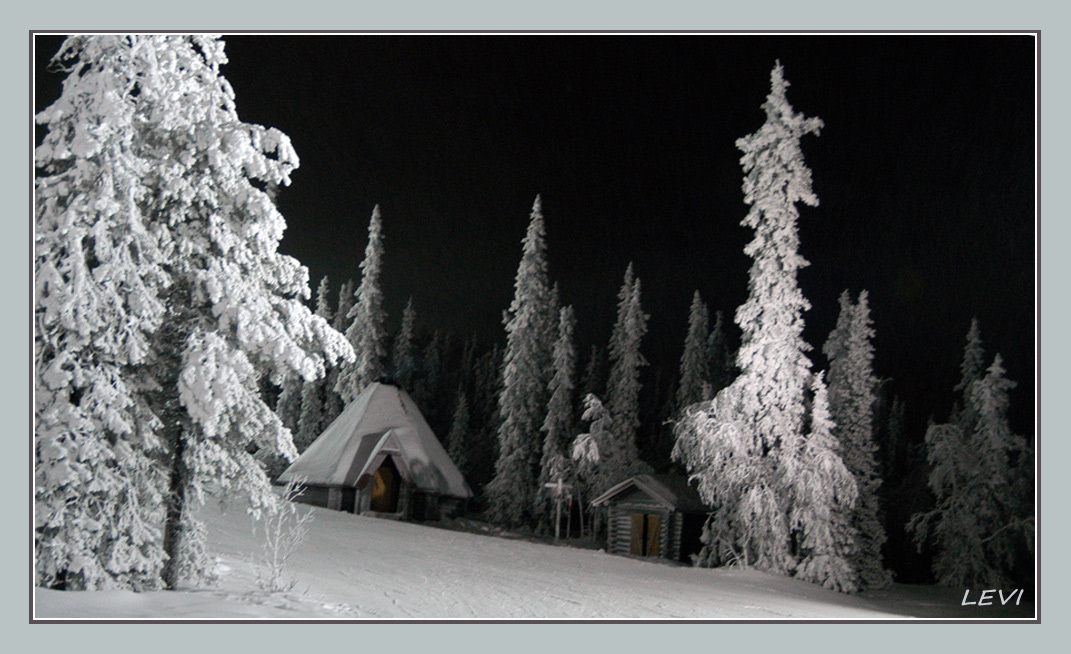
[590,474,708,513]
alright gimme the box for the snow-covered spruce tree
[580,344,607,409]
[823,291,852,371]
[467,343,504,496]
[391,297,418,392]
[414,330,447,430]
[906,322,986,586]
[34,36,353,590]
[336,206,387,404]
[274,373,303,435]
[822,290,891,589]
[537,305,578,525]
[487,197,555,527]
[334,279,356,335]
[676,291,710,414]
[549,292,564,333]
[472,344,502,423]
[294,376,324,454]
[943,319,987,450]
[790,373,860,593]
[312,279,335,420]
[952,317,986,430]
[291,275,333,452]
[910,354,1029,586]
[314,275,334,328]
[572,394,607,535]
[447,390,471,479]
[955,318,986,396]
[646,367,680,467]
[427,331,455,435]
[599,264,651,496]
[458,333,479,393]
[575,395,609,468]
[705,309,734,399]
[885,395,908,479]
[320,278,355,425]
[673,63,823,575]
[271,276,332,464]
[35,82,169,589]
[970,356,1031,570]
[913,319,1012,585]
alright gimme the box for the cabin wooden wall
[301,483,459,521]
[604,487,679,561]
[296,484,355,512]
[669,511,684,562]
[296,484,331,509]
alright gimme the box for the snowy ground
[34,497,1034,620]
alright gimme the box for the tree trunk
[151,283,196,590]
[576,490,585,538]
[161,426,187,590]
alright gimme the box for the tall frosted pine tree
[956,318,986,395]
[537,305,578,524]
[274,373,303,435]
[674,62,824,574]
[599,264,650,496]
[313,275,335,330]
[274,279,331,435]
[705,309,734,398]
[293,276,335,451]
[295,375,324,453]
[446,390,472,480]
[953,317,986,430]
[34,36,353,590]
[909,320,1031,586]
[968,355,1032,581]
[580,344,607,408]
[573,393,609,532]
[274,281,330,434]
[469,343,504,493]
[334,279,356,336]
[908,321,986,585]
[321,278,356,424]
[790,373,859,593]
[822,291,853,377]
[487,197,554,527]
[822,290,891,589]
[336,205,387,404]
[676,290,710,414]
[391,297,418,391]
[414,330,445,423]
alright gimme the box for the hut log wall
[606,490,677,561]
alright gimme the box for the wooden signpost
[544,478,573,541]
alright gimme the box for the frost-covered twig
[254,478,313,593]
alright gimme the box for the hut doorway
[370,458,400,513]
[629,513,661,557]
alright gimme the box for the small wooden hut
[278,383,472,520]
[590,474,709,563]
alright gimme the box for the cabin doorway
[370,458,400,513]
[629,512,661,557]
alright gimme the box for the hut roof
[590,474,708,513]
[278,382,472,498]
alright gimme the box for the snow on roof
[279,382,472,498]
[589,474,708,513]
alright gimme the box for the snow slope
[34,498,1032,620]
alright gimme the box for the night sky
[34,34,1036,441]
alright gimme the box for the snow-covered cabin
[279,383,472,520]
[590,474,709,563]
